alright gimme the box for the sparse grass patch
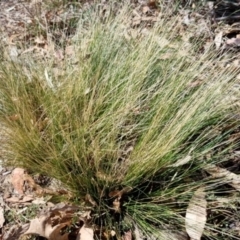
[22,0,83,49]
[0,4,240,239]
[4,204,39,225]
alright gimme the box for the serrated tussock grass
[0,5,240,239]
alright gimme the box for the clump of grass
[0,4,240,239]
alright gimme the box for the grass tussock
[0,5,240,239]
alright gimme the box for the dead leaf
[214,31,223,50]
[34,35,46,45]
[108,187,132,213]
[24,215,57,238]
[85,194,97,207]
[11,169,66,197]
[112,198,121,213]
[111,230,116,237]
[0,197,4,207]
[5,196,19,203]
[142,6,150,14]
[205,164,240,191]
[183,15,190,25]
[22,172,45,195]
[170,155,192,167]
[108,187,132,198]
[134,225,144,240]
[3,224,29,240]
[24,204,80,239]
[122,230,132,240]
[226,38,240,47]
[32,197,47,205]
[147,0,158,9]
[0,207,4,228]
[76,225,94,240]
[233,59,239,68]
[185,188,207,240]
[49,223,72,240]
[21,195,34,202]
[11,168,25,195]
[5,195,34,203]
